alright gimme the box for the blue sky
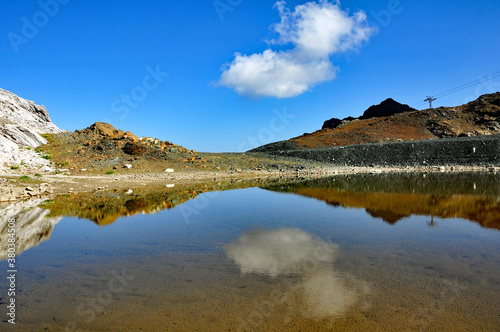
[1,0,499,152]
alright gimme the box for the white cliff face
[0,88,66,171]
[0,198,62,260]
[0,88,64,135]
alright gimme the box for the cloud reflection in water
[225,228,369,318]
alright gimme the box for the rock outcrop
[0,88,64,135]
[322,99,415,130]
[360,98,416,119]
[0,88,65,172]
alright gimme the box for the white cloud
[217,0,375,98]
[219,50,336,98]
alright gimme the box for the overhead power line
[413,70,500,108]
[433,70,500,99]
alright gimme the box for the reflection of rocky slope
[263,173,500,229]
[0,199,62,260]
[41,177,289,225]
[0,88,65,171]
[226,228,369,318]
[252,92,500,151]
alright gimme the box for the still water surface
[1,173,499,331]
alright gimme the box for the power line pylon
[424,96,437,109]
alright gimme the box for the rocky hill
[0,88,65,172]
[39,121,196,174]
[39,122,317,175]
[252,92,500,151]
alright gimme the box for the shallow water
[1,173,499,331]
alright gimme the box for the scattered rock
[165,168,175,173]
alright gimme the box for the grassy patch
[10,165,19,170]
[55,170,63,174]
[38,199,54,208]
[42,154,52,160]
[34,173,42,178]
[19,175,31,181]
[105,170,115,175]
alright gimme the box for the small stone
[123,164,133,169]
[165,168,175,173]
[125,189,133,195]
[166,184,175,188]
[40,166,52,172]
[39,183,53,193]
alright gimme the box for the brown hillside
[291,92,500,149]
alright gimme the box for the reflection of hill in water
[42,178,285,226]
[263,173,500,229]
